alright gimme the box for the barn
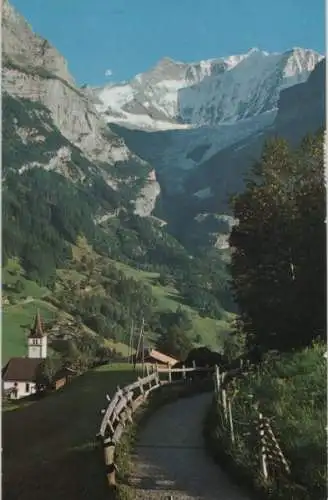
[143,348,178,367]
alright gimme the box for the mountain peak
[247,47,261,54]
[157,56,180,66]
[93,47,322,131]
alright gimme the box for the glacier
[90,47,323,131]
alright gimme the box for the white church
[3,310,48,399]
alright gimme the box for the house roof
[2,358,42,382]
[145,349,178,366]
[28,310,44,338]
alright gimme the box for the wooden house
[142,348,178,367]
[52,367,76,391]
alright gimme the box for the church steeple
[27,310,47,359]
[29,309,44,338]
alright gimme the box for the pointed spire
[29,309,44,338]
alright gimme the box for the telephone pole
[134,317,145,374]
[141,318,145,377]
[128,319,134,364]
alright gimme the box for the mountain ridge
[92,47,323,131]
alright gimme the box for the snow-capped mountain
[92,47,323,131]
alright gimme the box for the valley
[2,0,325,366]
[1,1,326,500]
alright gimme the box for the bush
[204,343,326,500]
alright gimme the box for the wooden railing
[97,364,210,487]
[97,361,291,491]
[212,365,291,483]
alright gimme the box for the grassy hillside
[2,248,234,364]
[113,259,234,346]
[2,363,136,500]
[3,300,57,363]
[2,257,133,364]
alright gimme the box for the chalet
[2,310,47,399]
[142,348,178,367]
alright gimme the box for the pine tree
[229,131,325,353]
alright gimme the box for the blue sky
[11,0,325,86]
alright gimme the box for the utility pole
[128,319,134,364]
[141,318,145,377]
[134,317,145,373]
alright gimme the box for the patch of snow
[92,47,322,131]
[194,187,212,199]
[18,162,42,174]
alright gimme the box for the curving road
[130,393,250,499]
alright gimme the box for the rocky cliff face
[2,0,160,214]
[2,0,74,85]
[274,58,325,144]
[2,0,124,163]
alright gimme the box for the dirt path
[130,393,251,500]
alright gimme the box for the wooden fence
[97,360,290,490]
[97,363,210,487]
[213,365,290,483]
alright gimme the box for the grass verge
[203,343,326,500]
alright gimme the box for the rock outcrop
[2,0,160,213]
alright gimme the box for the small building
[143,348,178,367]
[2,357,43,399]
[52,367,76,391]
[3,311,77,400]
[3,310,47,399]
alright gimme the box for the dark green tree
[156,324,193,360]
[35,357,62,391]
[229,132,325,353]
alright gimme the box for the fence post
[182,364,186,381]
[259,412,269,481]
[221,373,228,422]
[227,398,235,445]
[145,364,150,389]
[214,365,220,398]
[155,364,160,386]
[138,377,144,397]
[213,365,217,394]
[103,437,116,487]
[168,364,172,384]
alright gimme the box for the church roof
[28,310,44,338]
[2,358,42,382]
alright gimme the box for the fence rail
[97,363,209,487]
[212,365,291,483]
[97,360,290,490]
